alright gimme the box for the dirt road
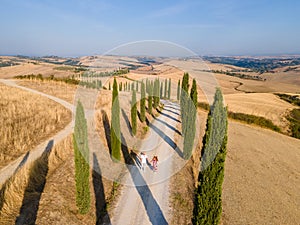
[0,79,74,186]
[111,101,182,225]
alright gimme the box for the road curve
[0,79,74,186]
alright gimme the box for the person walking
[139,152,148,171]
[150,155,158,172]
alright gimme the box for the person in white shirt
[139,152,148,171]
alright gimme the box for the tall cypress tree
[73,100,90,214]
[160,82,163,98]
[111,78,121,162]
[119,82,122,91]
[190,79,198,108]
[131,90,137,135]
[108,82,111,90]
[183,79,198,159]
[148,83,153,114]
[164,78,168,98]
[181,73,189,135]
[168,78,171,99]
[192,88,228,225]
[136,81,139,92]
[153,78,160,109]
[140,82,146,122]
[177,80,181,101]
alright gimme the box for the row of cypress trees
[180,73,198,159]
[192,88,228,225]
[71,76,179,215]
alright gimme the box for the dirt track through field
[111,101,182,225]
[0,79,74,187]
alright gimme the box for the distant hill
[203,56,300,73]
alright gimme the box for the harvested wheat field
[0,135,114,225]
[32,136,113,225]
[224,92,297,132]
[16,80,77,104]
[0,83,71,170]
[222,121,300,225]
[0,62,76,79]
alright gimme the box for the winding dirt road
[0,79,74,186]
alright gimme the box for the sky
[0,0,300,57]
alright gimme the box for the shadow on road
[156,109,181,123]
[14,151,30,174]
[161,108,180,116]
[92,153,111,225]
[121,134,168,225]
[154,117,181,135]
[121,109,133,136]
[15,139,54,225]
[101,110,111,155]
[147,120,183,158]
[0,151,30,213]
[163,104,180,111]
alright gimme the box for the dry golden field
[222,121,300,225]
[0,83,71,170]
[1,56,299,225]
[224,92,296,132]
[16,80,77,104]
[0,62,76,79]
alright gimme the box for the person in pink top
[150,155,158,172]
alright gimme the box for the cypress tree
[177,80,181,101]
[119,82,122,91]
[183,79,198,159]
[131,90,137,135]
[168,78,171,99]
[73,100,90,214]
[111,78,121,162]
[190,79,198,108]
[164,78,168,98]
[192,88,228,225]
[109,82,111,90]
[160,82,163,99]
[136,81,139,92]
[181,73,189,135]
[153,78,159,109]
[140,82,146,122]
[148,83,153,114]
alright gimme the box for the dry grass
[16,80,77,104]
[0,62,76,79]
[169,110,207,225]
[34,138,115,224]
[0,83,71,170]
[0,135,73,224]
[224,92,296,132]
[0,133,116,224]
[221,121,300,225]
